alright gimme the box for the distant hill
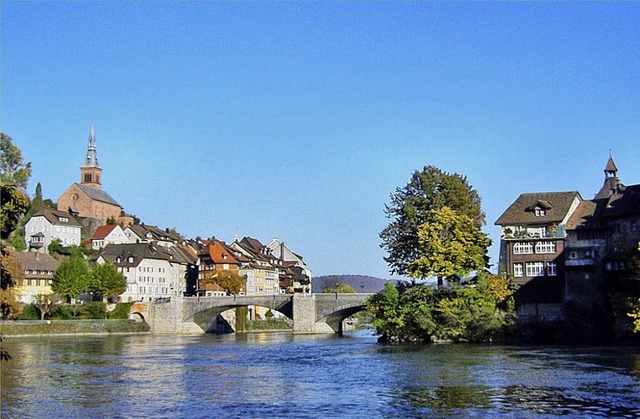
[312,275,394,293]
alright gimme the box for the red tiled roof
[92,224,117,239]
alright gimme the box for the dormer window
[58,216,69,223]
[116,257,122,263]
[534,208,546,217]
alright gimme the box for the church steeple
[80,124,103,189]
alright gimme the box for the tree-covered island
[371,166,515,343]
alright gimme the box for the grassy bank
[0,319,150,336]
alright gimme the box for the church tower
[80,124,103,190]
[595,152,623,200]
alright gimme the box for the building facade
[24,209,83,253]
[14,252,59,304]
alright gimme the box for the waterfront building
[24,208,83,253]
[266,238,312,294]
[496,156,640,317]
[96,243,187,302]
[14,252,59,304]
[197,239,245,295]
[230,236,280,296]
[56,125,133,226]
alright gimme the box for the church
[57,125,133,227]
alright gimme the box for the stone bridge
[145,293,374,334]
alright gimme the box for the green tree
[90,262,126,300]
[0,133,32,189]
[408,206,491,286]
[367,282,405,341]
[380,165,485,278]
[367,273,515,343]
[30,182,45,214]
[51,256,90,314]
[1,184,30,240]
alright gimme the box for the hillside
[312,275,394,293]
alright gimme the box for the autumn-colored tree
[216,271,246,295]
[408,206,491,286]
[380,165,485,278]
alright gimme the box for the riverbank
[0,319,151,336]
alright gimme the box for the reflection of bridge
[145,293,374,334]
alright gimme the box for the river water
[2,331,640,418]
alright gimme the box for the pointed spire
[604,151,617,177]
[84,123,99,168]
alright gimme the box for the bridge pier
[292,294,332,334]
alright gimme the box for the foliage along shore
[0,319,150,336]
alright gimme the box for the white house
[96,243,187,302]
[91,224,132,250]
[24,209,82,253]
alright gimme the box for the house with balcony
[564,157,640,304]
[24,209,83,253]
[495,191,582,308]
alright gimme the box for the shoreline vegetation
[0,319,150,336]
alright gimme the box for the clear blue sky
[2,2,639,279]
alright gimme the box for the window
[525,262,545,277]
[513,242,533,254]
[513,263,524,277]
[535,241,556,254]
[535,208,546,217]
[547,262,557,277]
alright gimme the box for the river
[2,331,640,418]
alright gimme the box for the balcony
[565,258,595,267]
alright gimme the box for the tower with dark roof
[80,124,103,189]
[595,154,623,200]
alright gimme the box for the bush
[17,304,40,320]
[51,305,74,320]
[107,303,133,320]
[80,302,106,319]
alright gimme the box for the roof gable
[76,183,121,207]
[495,191,581,226]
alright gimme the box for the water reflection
[2,334,640,418]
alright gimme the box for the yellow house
[15,252,59,304]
